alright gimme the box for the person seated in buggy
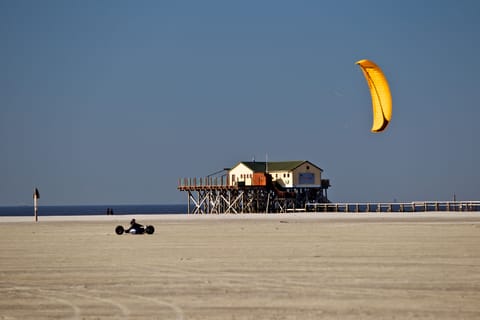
[126,219,144,234]
[115,219,154,235]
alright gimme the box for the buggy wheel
[115,225,124,235]
[145,225,155,234]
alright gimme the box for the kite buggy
[115,219,155,235]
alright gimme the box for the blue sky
[1,0,479,205]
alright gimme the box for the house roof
[237,160,323,172]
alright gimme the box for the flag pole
[34,193,38,222]
[33,188,40,222]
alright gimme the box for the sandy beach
[1,212,480,319]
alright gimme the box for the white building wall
[229,163,254,186]
[270,171,293,188]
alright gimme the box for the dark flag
[34,188,40,199]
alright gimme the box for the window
[299,173,314,184]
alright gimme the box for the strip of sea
[0,204,188,217]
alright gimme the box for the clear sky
[1,0,479,206]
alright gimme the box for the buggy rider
[126,219,143,234]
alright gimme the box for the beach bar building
[178,160,330,214]
[229,160,323,188]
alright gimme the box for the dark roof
[238,161,323,172]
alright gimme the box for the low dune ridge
[1,212,480,319]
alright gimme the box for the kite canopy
[356,59,392,133]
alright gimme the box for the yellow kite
[356,59,392,133]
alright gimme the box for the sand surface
[1,213,480,319]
